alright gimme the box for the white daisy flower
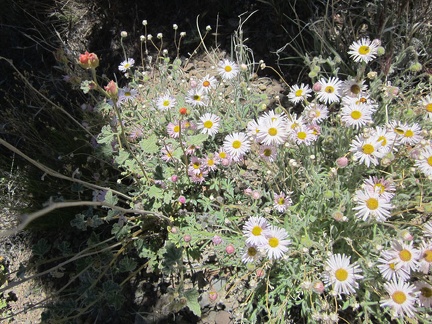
[290,125,316,146]
[302,103,329,124]
[323,253,363,295]
[418,240,432,274]
[259,145,278,162]
[341,78,368,97]
[241,243,263,263]
[166,121,181,138]
[217,59,239,80]
[197,113,220,136]
[363,176,396,201]
[388,240,420,274]
[288,83,312,104]
[377,250,410,282]
[353,189,393,222]
[223,132,251,161]
[349,134,385,167]
[160,145,176,163]
[273,191,293,213]
[199,74,218,93]
[186,88,208,107]
[419,95,432,119]
[118,58,135,72]
[414,145,432,177]
[258,110,288,124]
[118,87,138,103]
[242,216,269,246]
[348,38,379,63]
[203,153,219,172]
[257,118,288,146]
[261,225,290,260]
[316,77,342,104]
[388,121,423,146]
[188,156,204,175]
[371,126,399,153]
[156,93,176,111]
[340,103,374,129]
[414,281,432,307]
[380,280,418,318]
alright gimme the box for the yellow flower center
[325,86,335,94]
[392,291,407,305]
[193,162,200,169]
[225,65,232,72]
[399,249,412,262]
[204,120,213,129]
[366,197,379,210]
[297,131,307,140]
[203,80,211,87]
[404,129,414,138]
[173,125,180,133]
[263,149,272,157]
[428,156,432,167]
[421,287,432,298]
[193,95,201,101]
[351,84,361,94]
[295,89,303,97]
[125,91,131,96]
[232,140,241,149]
[335,268,348,282]
[426,103,432,112]
[359,45,370,55]
[248,246,258,256]
[207,159,214,166]
[219,152,227,159]
[268,237,279,248]
[268,127,278,136]
[351,110,362,120]
[163,100,170,107]
[278,198,285,205]
[378,136,387,146]
[252,226,263,236]
[362,143,375,154]
[389,262,396,270]
[423,249,432,263]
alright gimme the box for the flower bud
[78,51,99,69]
[183,234,192,242]
[121,31,128,38]
[104,80,118,98]
[142,20,148,26]
[336,156,348,168]
[225,244,235,254]
[212,235,223,245]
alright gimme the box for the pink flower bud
[171,175,178,182]
[312,82,322,92]
[212,235,223,245]
[256,268,265,278]
[183,234,191,242]
[79,51,99,69]
[104,80,118,98]
[170,226,178,234]
[178,196,186,204]
[225,244,235,254]
[208,291,218,302]
[336,157,348,168]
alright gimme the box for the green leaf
[147,185,163,199]
[162,242,183,272]
[187,133,208,146]
[104,190,118,206]
[97,125,115,144]
[32,238,51,257]
[139,134,159,154]
[70,213,87,230]
[118,257,137,272]
[184,288,201,317]
[115,149,130,166]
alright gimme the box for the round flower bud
[104,80,118,98]
[173,24,178,30]
[179,107,188,115]
[312,82,322,92]
[157,33,163,39]
[208,291,218,301]
[140,35,145,42]
[336,156,348,168]
[206,25,212,31]
[183,234,192,242]
[377,46,385,56]
[409,62,422,72]
[225,244,235,254]
[178,196,186,204]
[142,20,148,26]
[121,31,128,38]
[180,32,186,37]
[313,281,325,294]
[212,235,223,245]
